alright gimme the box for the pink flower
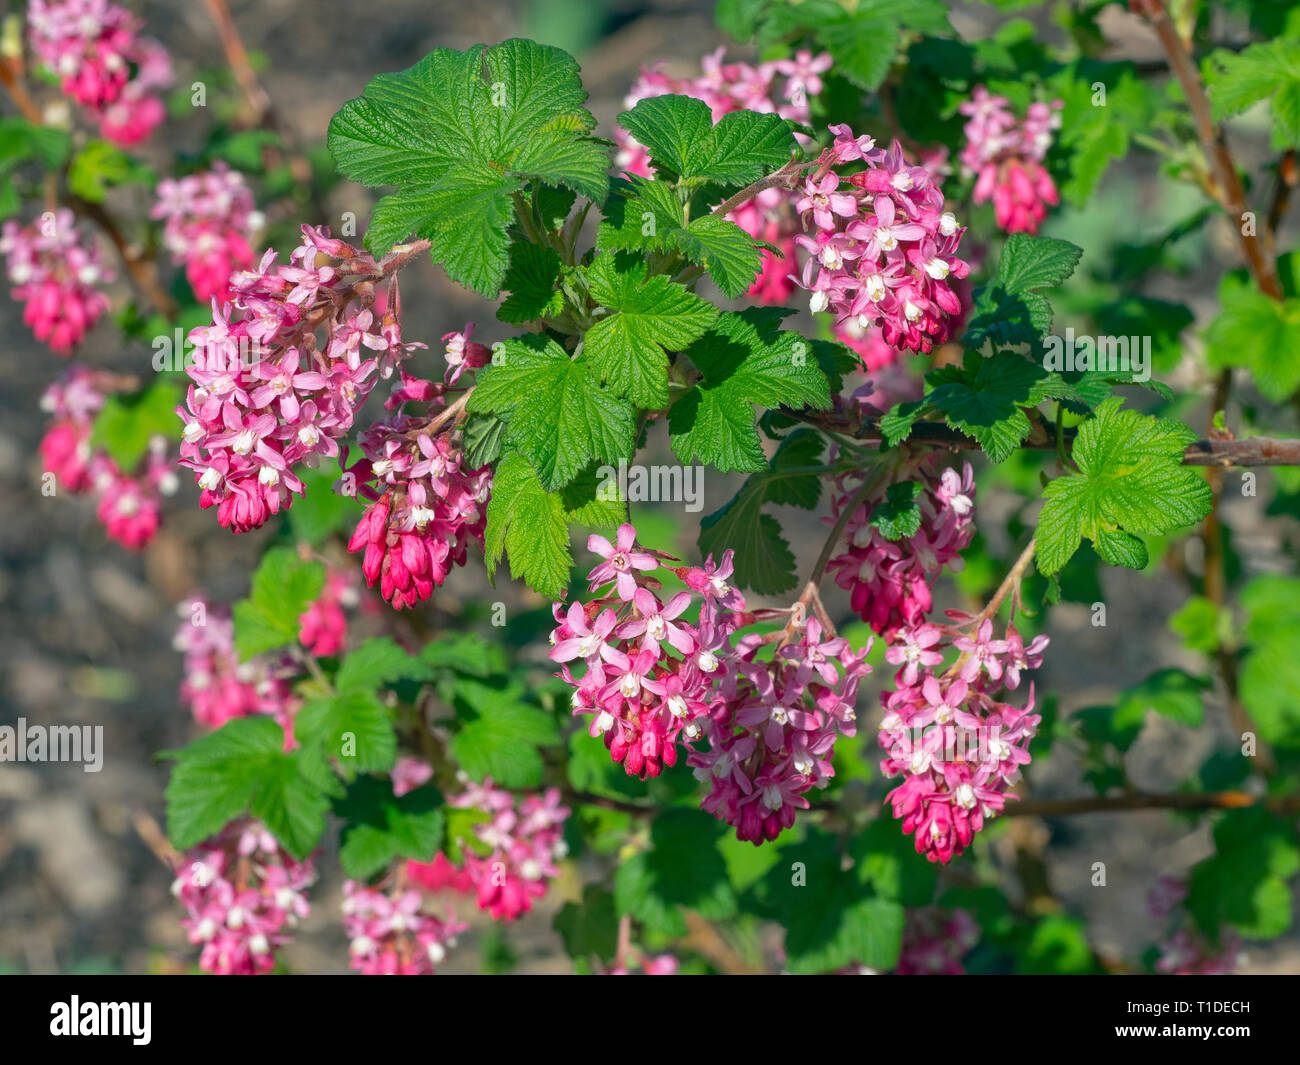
[586,523,659,601]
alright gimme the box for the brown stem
[711,160,803,219]
[200,0,270,125]
[0,56,42,123]
[68,194,179,318]
[1136,0,1283,301]
[1006,790,1300,818]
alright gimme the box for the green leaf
[964,234,1083,348]
[750,829,904,973]
[584,253,717,408]
[296,690,397,774]
[928,350,1046,463]
[498,241,566,325]
[334,777,445,879]
[676,214,764,298]
[461,412,507,470]
[868,480,924,541]
[1115,668,1207,729]
[1187,808,1300,941]
[335,637,431,693]
[482,450,573,598]
[468,335,634,491]
[164,717,330,859]
[617,94,794,187]
[555,885,619,964]
[1208,38,1300,148]
[327,39,608,295]
[595,175,683,253]
[231,547,327,660]
[67,140,146,203]
[1205,272,1300,402]
[613,809,737,937]
[421,631,508,678]
[1036,398,1211,574]
[699,429,824,594]
[87,378,181,471]
[448,676,560,788]
[670,309,831,472]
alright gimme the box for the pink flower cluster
[39,366,177,549]
[615,48,829,305]
[605,954,680,975]
[344,360,491,609]
[691,614,869,845]
[342,882,466,975]
[2,209,111,354]
[297,567,357,658]
[877,612,1047,863]
[793,132,970,354]
[152,163,262,304]
[826,462,977,637]
[895,907,979,974]
[173,596,296,730]
[178,225,421,534]
[958,86,1062,235]
[551,524,745,780]
[407,773,570,922]
[171,820,316,976]
[27,0,172,146]
[1148,877,1244,975]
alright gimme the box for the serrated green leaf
[1036,398,1211,574]
[670,309,831,472]
[676,214,763,298]
[498,241,565,324]
[613,809,737,937]
[449,676,559,787]
[468,336,634,490]
[584,253,717,408]
[336,637,431,693]
[231,547,327,660]
[297,690,397,774]
[327,40,608,295]
[164,717,329,859]
[928,350,1045,463]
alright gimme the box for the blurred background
[1,0,1297,974]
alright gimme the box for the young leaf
[964,234,1083,348]
[231,547,327,660]
[469,336,635,491]
[1035,398,1211,574]
[327,40,608,295]
[669,309,831,472]
[164,717,331,859]
[584,253,718,408]
[88,378,182,471]
[296,690,398,775]
[617,94,795,187]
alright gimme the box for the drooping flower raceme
[344,338,491,611]
[178,226,422,534]
[550,524,745,781]
[2,209,112,355]
[826,461,977,638]
[792,134,970,354]
[152,164,262,303]
[171,820,316,976]
[691,617,870,846]
[406,774,569,922]
[342,882,466,975]
[40,366,177,549]
[27,0,172,145]
[553,524,870,845]
[959,86,1062,235]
